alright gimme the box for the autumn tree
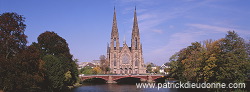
[0,12,27,59]
[92,67,102,74]
[99,55,110,74]
[200,39,219,82]
[0,12,43,91]
[169,31,250,85]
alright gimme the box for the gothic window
[114,54,116,66]
[135,54,138,66]
[114,39,116,49]
[122,54,130,64]
[135,39,137,49]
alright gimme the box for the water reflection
[70,83,180,92]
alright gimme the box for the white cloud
[187,23,230,33]
[187,23,250,35]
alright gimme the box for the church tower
[107,7,146,74]
[110,7,120,50]
[108,7,120,71]
[131,7,145,74]
[131,7,140,50]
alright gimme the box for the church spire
[111,6,118,38]
[110,6,119,49]
[132,6,139,37]
[131,6,140,50]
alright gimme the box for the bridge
[80,75,166,83]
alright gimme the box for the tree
[201,39,219,82]
[42,55,65,91]
[169,52,180,79]
[0,12,43,91]
[37,31,78,90]
[169,31,250,85]
[38,31,72,59]
[0,12,27,59]
[215,31,249,83]
[246,40,250,78]
[99,55,109,74]
[80,66,93,75]
[92,67,102,74]
[146,64,152,73]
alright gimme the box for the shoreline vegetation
[167,31,250,91]
[0,12,79,92]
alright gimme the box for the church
[106,7,146,74]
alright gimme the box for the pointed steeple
[110,6,119,49]
[111,7,119,39]
[132,6,139,37]
[131,6,140,50]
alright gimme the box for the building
[77,62,89,70]
[106,7,146,74]
[92,60,101,66]
[159,62,170,74]
[77,62,97,70]
[84,63,96,68]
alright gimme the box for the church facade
[106,8,146,74]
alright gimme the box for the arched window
[114,54,116,66]
[114,39,116,49]
[135,54,138,66]
[135,39,138,49]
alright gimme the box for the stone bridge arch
[112,76,148,81]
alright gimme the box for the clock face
[122,54,130,64]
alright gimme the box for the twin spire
[132,6,139,38]
[111,6,140,48]
[111,7,118,39]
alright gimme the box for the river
[69,83,184,92]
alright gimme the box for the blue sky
[1,0,250,65]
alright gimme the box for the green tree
[64,71,72,83]
[169,52,180,79]
[181,42,204,82]
[215,31,249,83]
[146,64,152,73]
[81,66,93,75]
[37,31,78,90]
[42,55,65,91]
